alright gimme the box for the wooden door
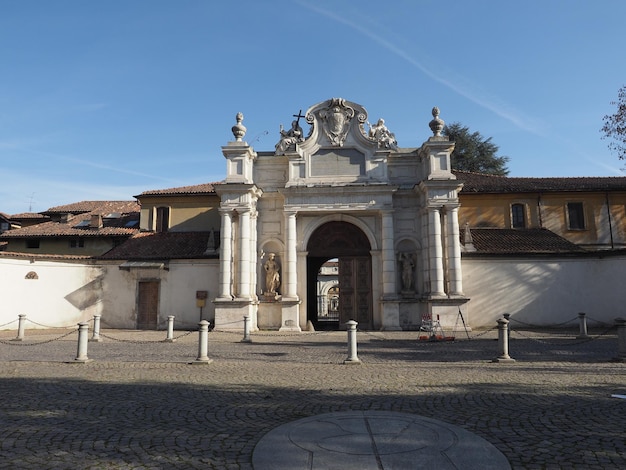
[338,256,372,329]
[137,281,159,329]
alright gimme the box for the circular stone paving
[252,411,510,469]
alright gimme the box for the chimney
[90,214,103,229]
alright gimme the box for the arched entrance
[307,221,373,330]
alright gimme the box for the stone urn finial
[232,112,246,141]
[429,106,445,137]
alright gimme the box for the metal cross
[292,109,305,125]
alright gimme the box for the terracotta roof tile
[0,250,92,260]
[42,200,140,215]
[9,212,50,220]
[461,228,586,254]
[0,200,140,239]
[0,220,138,238]
[137,183,220,197]
[100,231,219,260]
[454,170,626,193]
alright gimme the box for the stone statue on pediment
[368,118,398,149]
[275,119,304,155]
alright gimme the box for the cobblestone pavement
[0,326,625,469]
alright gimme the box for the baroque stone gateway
[214,98,466,332]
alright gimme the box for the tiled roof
[0,220,138,238]
[0,250,92,260]
[0,200,140,240]
[461,228,586,254]
[10,212,50,220]
[100,231,218,260]
[136,183,220,197]
[454,170,626,193]
[42,200,140,215]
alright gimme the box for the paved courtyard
[0,326,625,469]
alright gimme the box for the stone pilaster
[428,207,445,297]
[237,209,252,300]
[381,210,396,297]
[284,211,298,300]
[218,209,233,300]
[446,205,463,296]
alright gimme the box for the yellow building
[455,171,626,250]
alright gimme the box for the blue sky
[1,0,625,214]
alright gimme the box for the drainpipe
[606,191,614,250]
[537,194,543,228]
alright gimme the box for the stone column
[381,210,396,296]
[284,211,298,299]
[238,209,251,299]
[445,205,463,296]
[218,209,233,299]
[428,207,445,297]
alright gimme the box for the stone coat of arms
[316,98,355,147]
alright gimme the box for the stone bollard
[14,314,27,341]
[503,313,512,340]
[343,320,361,364]
[74,322,92,363]
[577,312,589,339]
[191,320,213,364]
[493,318,515,363]
[90,314,102,342]
[612,318,626,362]
[242,315,252,343]
[165,315,176,342]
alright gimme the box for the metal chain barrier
[467,325,499,339]
[97,329,195,344]
[0,328,77,346]
[584,315,613,327]
[511,324,617,347]
[25,318,87,329]
[508,315,579,329]
[0,318,18,329]
[227,329,337,338]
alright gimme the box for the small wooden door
[338,256,372,329]
[137,281,159,329]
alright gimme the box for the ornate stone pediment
[278,98,401,186]
[302,98,369,149]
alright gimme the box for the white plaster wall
[462,255,626,328]
[100,260,219,330]
[0,257,104,330]
[0,258,219,331]
[3,253,623,332]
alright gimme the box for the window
[155,207,170,233]
[567,202,585,230]
[0,222,9,232]
[26,239,40,249]
[511,203,526,228]
[69,239,85,248]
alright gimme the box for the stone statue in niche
[368,118,398,149]
[264,253,281,298]
[398,252,415,294]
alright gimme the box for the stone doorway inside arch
[306,221,373,330]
